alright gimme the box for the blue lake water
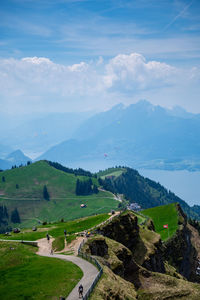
[64,159,200,207]
[138,169,200,207]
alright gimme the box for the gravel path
[37,238,99,300]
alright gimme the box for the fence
[78,240,103,300]
[0,239,38,247]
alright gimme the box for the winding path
[37,238,99,300]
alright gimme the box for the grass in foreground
[0,242,83,300]
[142,203,178,240]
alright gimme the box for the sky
[0,0,200,115]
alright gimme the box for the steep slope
[83,209,200,299]
[0,161,119,229]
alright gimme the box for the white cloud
[0,53,199,114]
[103,53,176,90]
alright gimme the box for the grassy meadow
[0,213,110,241]
[0,161,119,227]
[97,167,126,179]
[142,203,178,240]
[0,241,83,299]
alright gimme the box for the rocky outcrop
[99,212,139,253]
[163,204,200,283]
[83,210,200,299]
[99,212,165,274]
[84,235,140,286]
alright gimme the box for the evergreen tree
[75,179,94,195]
[93,184,99,194]
[43,185,50,200]
[11,208,21,223]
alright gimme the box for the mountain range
[37,101,200,171]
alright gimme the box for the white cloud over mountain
[0,53,199,114]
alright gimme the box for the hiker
[78,284,83,298]
[64,229,67,236]
[50,248,53,255]
[46,233,50,243]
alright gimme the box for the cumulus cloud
[103,53,177,90]
[0,53,199,113]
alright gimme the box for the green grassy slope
[142,203,178,240]
[0,161,119,228]
[97,167,126,179]
[0,241,83,299]
[0,213,110,241]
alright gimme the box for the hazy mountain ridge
[37,101,200,170]
[0,150,31,170]
[0,111,92,155]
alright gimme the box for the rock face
[86,236,140,286]
[99,212,139,253]
[88,238,108,257]
[84,210,200,299]
[99,212,165,274]
[142,244,165,273]
[163,203,200,282]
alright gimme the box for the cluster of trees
[11,208,21,223]
[75,179,98,195]
[11,161,32,170]
[0,205,21,233]
[47,161,94,177]
[98,167,200,220]
[43,185,50,201]
[0,205,10,234]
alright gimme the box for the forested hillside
[98,167,200,220]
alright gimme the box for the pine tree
[11,208,21,223]
[43,185,50,200]
[93,184,99,194]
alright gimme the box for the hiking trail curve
[37,238,99,300]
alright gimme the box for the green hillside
[142,203,178,240]
[0,213,110,241]
[99,167,200,220]
[0,161,119,229]
[97,167,126,179]
[0,241,82,299]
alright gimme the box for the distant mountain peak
[6,149,31,163]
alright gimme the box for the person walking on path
[78,284,83,298]
[46,233,50,243]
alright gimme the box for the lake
[138,169,200,207]
[62,159,200,207]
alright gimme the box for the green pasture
[0,241,82,299]
[97,167,126,179]
[0,213,110,241]
[0,161,118,227]
[142,203,178,240]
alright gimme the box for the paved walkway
[37,238,99,300]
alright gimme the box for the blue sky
[0,0,200,114]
